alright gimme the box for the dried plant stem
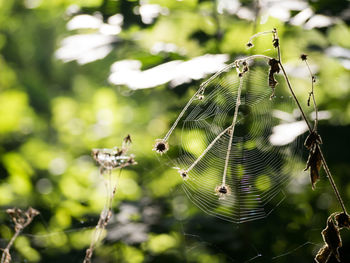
[248,30,274,44]
[222,76,242,185]
[83,169,116,263]
[1,207,39,263]
[185,125,232,173]
[274,30,347,214]
[317,145,347,214]
[1,230,20,263]
[163,89,201,142]
[279,63,312,132]
[304,60,318,130]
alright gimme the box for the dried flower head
[177,169,189,180]
[6,207,39,232]
[246,42,253,48]
[272,38,279,48]
[92,148,135,169]
[196,94,205,100]
[92,136,136,170]
[215,184,231,200]
[153,139,169,155]
[300,54,308,61]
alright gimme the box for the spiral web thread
[169,64,302,223]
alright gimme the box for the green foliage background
[0,0,350,262]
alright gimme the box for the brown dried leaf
[315,245,331,263]
[321,215,342,262]
[304,146,322,190]
[304,131,322,150]
[335,212,350,229]
[268,58,280,98]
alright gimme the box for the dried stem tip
[215,184,231,200]
[300,54,308,61]
[92,135,136,169]
[246,42,254,48]
[177,169,189,180]
[6,207,39,231]
[153,139,169,155]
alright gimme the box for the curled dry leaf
[315,213,350,263]
[335,212,350,229]
[322,215,342,261]
[315,245,332,263]
[304,131,323,190]
[304,131,322,150]
[304,146,322,190]
[268,58,280,99]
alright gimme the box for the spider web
[167,64,303,223]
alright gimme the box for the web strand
[163,65,303,223]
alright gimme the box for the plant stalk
[275,30,347,214]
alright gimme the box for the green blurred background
[1,0,350,262]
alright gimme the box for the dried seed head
[215,184,231,200]
[178,169,189,180]
[92,148,136,169]
[300,54,308,61]
[196,94,205,100]
[153,139,169,155]
[246,42,253,48]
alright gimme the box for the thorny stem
[304,60,318,130]
[222,74,243,185]
[185,125,232,173]
[273,29,347,214]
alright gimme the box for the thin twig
[83,169,114,263]
[222,73,243,185]
[273,29,347,214]
[85,137,136,263]
[304,59,318,130]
